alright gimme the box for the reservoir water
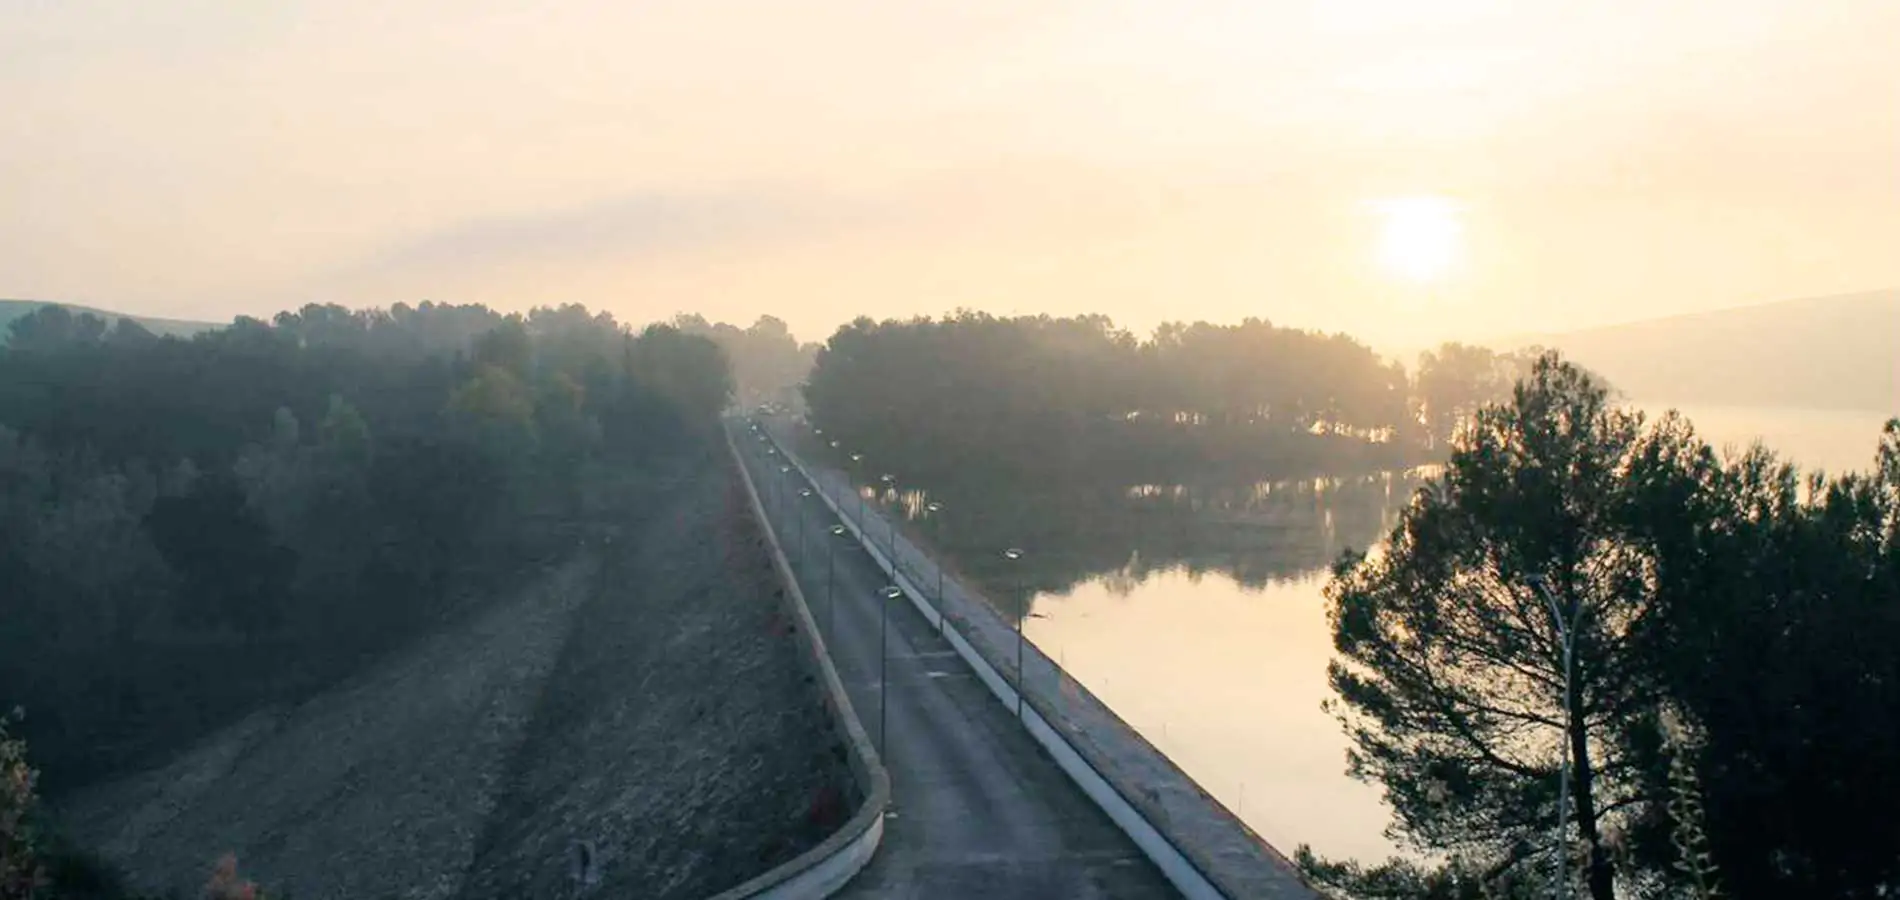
[890,404,1893,864]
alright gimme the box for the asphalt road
[735,430,1180,900]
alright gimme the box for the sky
[4,0,1896,349]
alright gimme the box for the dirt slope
[58,553,596,899]
[58,450,851,899]
[453,450,854,900]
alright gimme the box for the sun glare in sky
[1373,196,1464,285]
[0,2,1895,342]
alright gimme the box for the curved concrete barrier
[709,427,890,900]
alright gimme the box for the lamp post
[827,524,849,637]
[822,440,840,504]
[824,440,839,508]
[878,474,897,577]
[763,444,778,515]
[1002,547,1026,718]
[848,454,865,531]
[764,453,778,515]
[777,464,793,519]
[877,584,903,755]
[1527,574,1586,900]
[924,500,945,631]
[797,488,813,569]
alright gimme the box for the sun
[1372,196,1463,284]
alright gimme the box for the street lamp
[822,440,840,501]
[1002,547,1027,719]
[924,500,946,631]
[877,584,903,755]
[777,464,792,519]
[796,488,814,568]
[848,454,865,530]
[878,474,897,576]
[1527,574,1586,900]
[827,524,850,637]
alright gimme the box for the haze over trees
[0,301,732,795]
[1412,342,1544,451]
[803,312,1539,485]
[0,300,215,342]
[672,313,818,412]
[1305,354,1900,900]
[1508,289,1900,412]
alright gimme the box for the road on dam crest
[734,426,1181,899]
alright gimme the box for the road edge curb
[706,427,891,900]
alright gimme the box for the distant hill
[0,299,220,341]
[1494,290,1899,413]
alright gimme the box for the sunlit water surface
[986,405,1893,863]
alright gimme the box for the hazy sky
[5,0,1896,348]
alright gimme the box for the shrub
[1,710,47,900]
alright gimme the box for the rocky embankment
[59,450,852,899]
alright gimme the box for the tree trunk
[1569,680,1617,900]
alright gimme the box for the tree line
[802,312,1540,486]
[671,314,818,414]
[1305,354,1900,900]
[0,301,732,797]
[854,469,1424,628]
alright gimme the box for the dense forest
[803,312,1540,486]
[0,300,732,808]
[1305,355,1900,900]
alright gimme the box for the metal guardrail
[709,427,890,900]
